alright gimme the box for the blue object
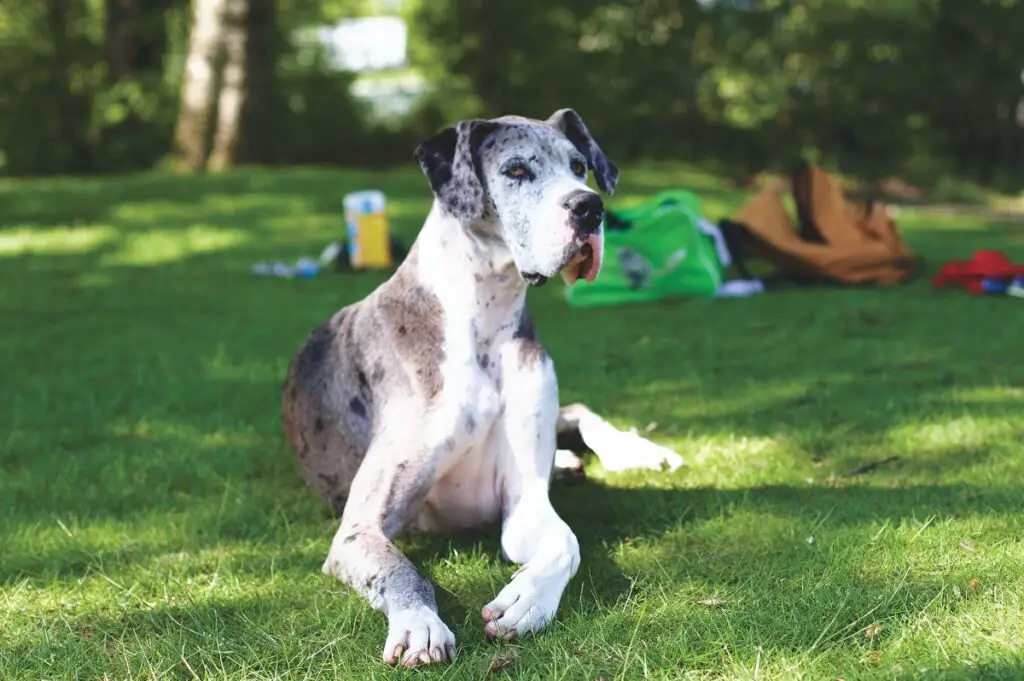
[981,277,1008,294]
[294,257,320,278]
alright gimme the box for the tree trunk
[239,0,278,164]
[105,0,171,80]
[174,0,227,172]
[44,0,92,174]
[207,0,249,171]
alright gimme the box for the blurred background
[3,0,1023,196]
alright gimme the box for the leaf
[489,652,518,674]
[697,599,726,607]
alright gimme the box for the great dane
[281,109,680,667]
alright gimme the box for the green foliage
[410,0,1024,189]
[0,0,376,177]
[2,0,1023,189]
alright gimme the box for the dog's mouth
[559,231,604,285]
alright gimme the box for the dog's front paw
[383,606,456,667]
[481,566,564,641]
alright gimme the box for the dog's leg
[558,402,683,473]
[483,347,580,640]
[321,413,456,667]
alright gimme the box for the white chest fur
[413,206,529,531]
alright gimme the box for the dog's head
[414,109,619,286]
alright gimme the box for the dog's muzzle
[559,190,605,285]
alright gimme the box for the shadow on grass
[6,477,1021,679]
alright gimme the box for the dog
[281,109,678,667]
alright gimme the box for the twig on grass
[845,455,900,477]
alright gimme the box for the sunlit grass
[1,164,1023,680]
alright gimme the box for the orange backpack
[719,163,923,286]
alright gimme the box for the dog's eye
[503,163,527,179]
[570,159,586,177]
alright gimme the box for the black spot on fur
[314,417,324,433]
[478,353,489,370]
[514,307,546,366]
[413,119,501,222]
[376,259,446,399]
[342,533,358,544]
[465,412,477,434]
[319,473,339,494]
[371,364,386,383]
[349,396,367,419]
[357,369,369,390]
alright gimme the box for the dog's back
[282,301,378,515]
[281,247,449,515]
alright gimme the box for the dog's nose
[563,190,604,234]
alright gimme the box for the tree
[105,0,172,79]
[174,0,227,171]
[174,0,278,172]
[206,0,249,170]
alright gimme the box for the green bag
[565,189,725,308]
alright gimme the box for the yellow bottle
[344,190,392,269]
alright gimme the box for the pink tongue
[581,231,604,283]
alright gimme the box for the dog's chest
[417,324,519,532]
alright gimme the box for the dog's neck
[409,202,528,341]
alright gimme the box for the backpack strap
[717,219,755,280]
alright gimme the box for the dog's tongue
[560,232,605,285]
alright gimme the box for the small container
[343,190,392,270]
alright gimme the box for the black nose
[563,190,604,234]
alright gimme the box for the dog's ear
[546,108,619,195]
[414,119,500,222]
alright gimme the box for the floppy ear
[546,108,619,195]
[414,119,500,222]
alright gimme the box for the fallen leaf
[490,652,517,674]
[863,624,883,639]
[697,599,726,607]
[872,651,882,664]
[968,579,980,592]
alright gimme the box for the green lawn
[2,164,1023,681]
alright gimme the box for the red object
[932,250,1024,295]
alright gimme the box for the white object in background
[715,279,765,298]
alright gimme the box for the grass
[1,162,1023,681]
